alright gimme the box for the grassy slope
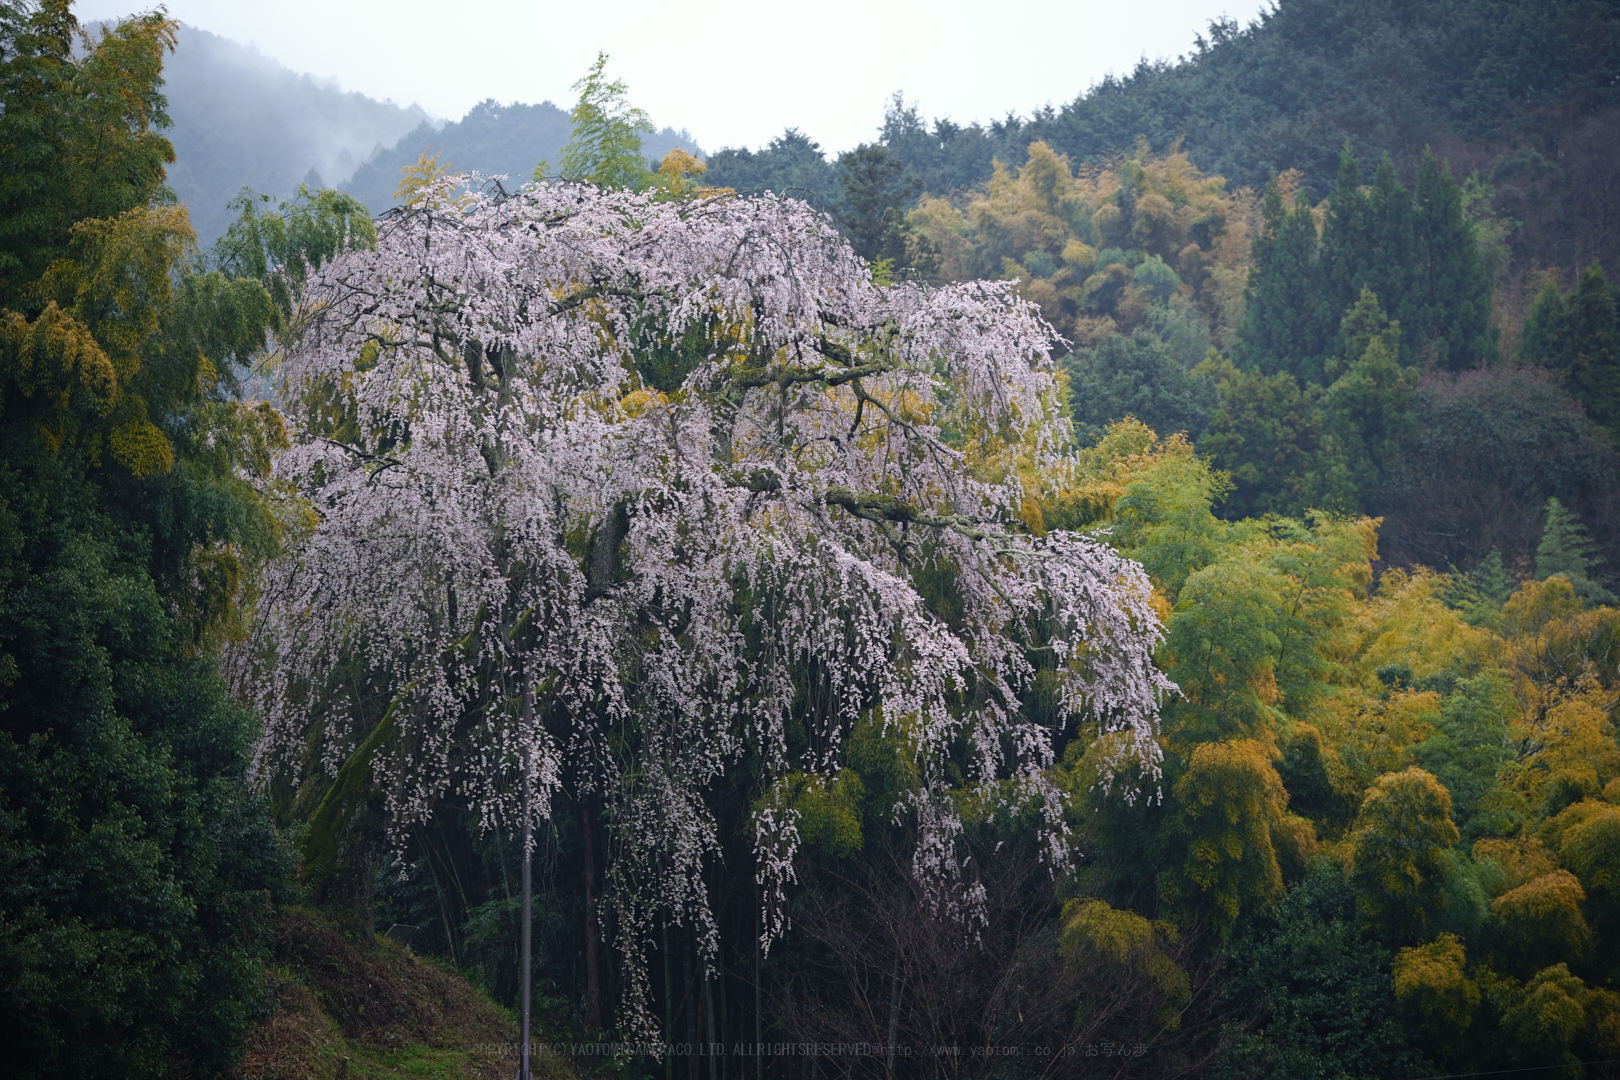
[232,909,579,1080]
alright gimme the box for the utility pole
[517,679,535,1080]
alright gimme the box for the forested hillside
[711,0,1620,310]
[128,24,701,246]
[339,99,701,217]
[155,23,435,244]
[4,1,1620,1079]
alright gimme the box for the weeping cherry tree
[241,177,1174,1057]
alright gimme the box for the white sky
[83,0,1270,155]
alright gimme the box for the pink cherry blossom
[241,178,1174,1037]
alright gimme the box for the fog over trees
[140,23,701,244]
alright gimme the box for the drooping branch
[818,486,1024,550]
[244,179,1173,1042]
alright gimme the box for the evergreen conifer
[1363,155,1419,362]
[1322,145,1371,342]
[1412,150,1496,369]
[1517,262,1619,438]
[1567,261,1619,437]
[1519,272,1572,369]
[1473,547,1512,605]
[1320,289,1417,511]
[1446,547,1512,628]
[1536,498,1616,605]
[1238,175,1330,381]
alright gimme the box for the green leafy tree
[1473,547,1513,604]
[1102,422,1232,597]
[1241,149,1494,382]
[1404,673,1517,838]
[211,183,376,324]
[1551,802,1620,967]
[1277,722,1360,831]
[904,141,1252,342]
[1501,964,1591,1070]
[1195,355,1348,518]
[1062,326,1217,443]
[1211,860,1431,1080]
[1519,271,1572,368]
[1161,557,1293,742]
[1378,366,1616,575]
[1158,513,1369,743]
[0,5,298,1074]
[1321,145,1372,333]
[1059,897,1190,1029]
[539,51,654,190]
[1486,871,1592,977]
[1392,932,1479,1049]
[1567,262,1619,437]
[1156,738,1295,929]
[836,142,917,268]
[1448,546,1515,628]
[1348,767,1462,945]
[1319,288,1419,511]
[700,127,841,206]
[1357,156,1420,355]
[0,450,293,1080]
[0,0,176,303]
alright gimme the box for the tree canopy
[244,177,1174,1036]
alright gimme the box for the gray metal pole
[518,684,534,1080]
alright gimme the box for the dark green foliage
[835,143,918,267]
[1410,152,1496,370]
[1321,148,1371,332]
[1379,366,1620,582]
[0,443,293,1080]
[1211,861,1431,1080]
[1063,325,1218,444]
[211,184,375,321]
[1238,150,1493,387]
[1316,291,1419,512]
[1235,179,1330,383]
[702,127,842,209]
[1349,768,1463,946]
[0,0,173,311]
[1198,361,1341,519]
[870,0,1616,208]
[1520,261,1620,438]
[1277,724,1359,832]
[875,94,1010,197]
[1471,548,1513,606]
[1051,0,1602,197]
[1355,157,1420,363]
[1571,267,1616,432]
[1442,548,1515,628]
[1518,272,1572,369]
[0,8,302,1074]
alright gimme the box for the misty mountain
[151,23,703,244]
[340,100,703,214]
[158,23,437,245]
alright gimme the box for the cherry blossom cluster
[242,177,1173,1036]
